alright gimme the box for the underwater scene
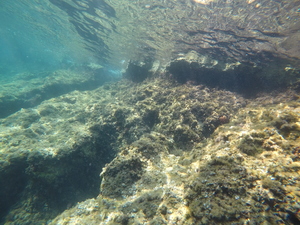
[1,0,300,224]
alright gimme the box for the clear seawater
[1,0,300,224]
[1,0,299,81]
[0,1,123,77]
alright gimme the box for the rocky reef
[48,81,300,225]
[1,60,300,224]
[1,0,300,223]
[0,67,116,118]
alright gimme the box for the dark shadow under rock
[166,58,299,98]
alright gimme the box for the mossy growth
[261,177,285,197]
[120,190,163,219]
[142,109,160,128]
[238,132,265,156]
[101,157,145,198]
[132,133,170,160]
[185,156,255,224]
[272,111,300,137]
[113,108,127,128]
[173,125,201,149]
[16,109,41,128]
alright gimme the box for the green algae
[2,75,300,224]
[120,190,163,219]
[185,156,253,223]
[238,132,265,156]
[272,111,300,138]
[261,177,285,197]
[100,157,145,198]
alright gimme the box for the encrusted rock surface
[0,68,115,118]
[49,87,300,224]
[2,72,299,224]
[1,0,300,223]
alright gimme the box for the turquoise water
[0,0,125,117]
[1,0,299,78]
[0,1,300,224]
[0,0,112,75]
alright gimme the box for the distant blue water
[0,1,111,77]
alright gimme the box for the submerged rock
[1,72,300,224]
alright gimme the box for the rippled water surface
[1,0,299,74]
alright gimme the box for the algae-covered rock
[166,51,300,96]
[100,157,145,198]
[185,156,253,223]
[238,132,265,156]
[0,82,124,224]
[2,74,300,224]
[0,69,115,118]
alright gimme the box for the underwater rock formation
[1,71,300,224]
[166,51,300,97]
[49,81,300,224]
[0,69,117,118]
[1,0,300,223]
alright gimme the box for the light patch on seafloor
[247,0,256,3]
[41,147,58,157]
[193,0,215,5]
[87,62,103,69]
